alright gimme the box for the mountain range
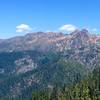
[0,29,100,100]
[0,29,100,52]
[0,29,99,67]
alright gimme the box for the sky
[0,0,100,39]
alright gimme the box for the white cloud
[16,24,32,33]
[59,24,77,32]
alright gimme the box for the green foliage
[0,50,98,100]
[31,67,100,100]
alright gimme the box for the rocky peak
[71,29,89,39]
[70,29,80,35]
[0,30,99,52]
[69,29,90,48]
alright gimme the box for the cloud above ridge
[59,24,77,32]
[16,24,32,33]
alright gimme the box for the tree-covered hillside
[0,50,87,100]
[31,66,100,100]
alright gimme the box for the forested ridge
[31,67,100,100]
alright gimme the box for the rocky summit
[0,29,99,52]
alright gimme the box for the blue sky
[0,0,100,39]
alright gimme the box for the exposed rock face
[15,56,37,74]
[0,32,65,52]
[0,29,99,52]
[0,29,99,67]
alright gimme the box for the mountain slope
[31,67,100,100]
[0,51,87,100]
[0,29,99,52]
[0,29,100,99]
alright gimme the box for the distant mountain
[0,32,64,52]
[0,29,99,67]
[0,29,100,100]
[0,29,99,52]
